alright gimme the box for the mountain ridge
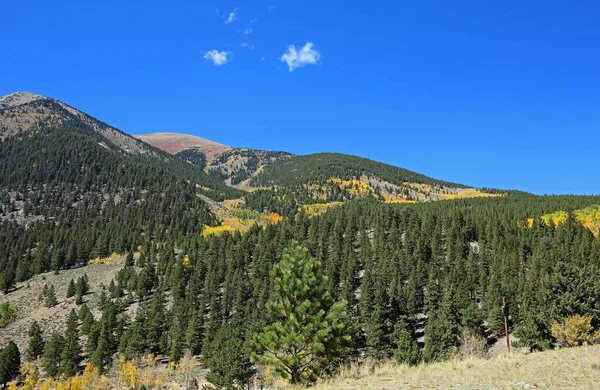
[0,91,501,204]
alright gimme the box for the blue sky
[1,1,599,195]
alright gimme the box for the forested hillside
[3,190,600,387]
[247,152,503,205]
[0,95,246,294]
[1,92,600,389]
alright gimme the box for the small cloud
[224,8,238,24]
[268,5,276,12]
[240,42,255,50]
[261,57,266,60]
[250,18,258,23]
[215,8,219,15]
[280,42,320,71]
[203,50,230,66]
[243,28,253,35]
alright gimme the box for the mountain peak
[0,92,46,109]
[135,132,232,159]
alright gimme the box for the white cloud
[250,18,258,23]
[268,5,276,12]
[224,8,238,24]
[280,42,320,71]
[203,50,230,66]
[240,42,255,49]
[243,28,253,35]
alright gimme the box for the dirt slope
[135,132,231,159]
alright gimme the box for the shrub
[0,303,18,328]
[454,329,487,360]
[551,315,600,347]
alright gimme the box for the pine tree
[44,284,58,308]
[392,319,421,366]
[202,326,253,389]
[146,289,167,354]
[27,321,45,361]
[79,304,94,335]
[42,333,65,377]
[251,243,351,384]
[60,309,82,376]
[66,279,76,298]
[125,251,135,266]
[185,307,204,355]
[0,266,16,294]
[364,277,391,358]
[91,325,113,373]
[423,293,459,362]
[75,275,89,297]
[0,341,21,386]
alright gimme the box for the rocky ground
[0,264,124,358]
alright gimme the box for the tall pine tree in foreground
[252,242,351,384]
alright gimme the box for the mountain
[135,132,231,159]
[249,152,502,204]
[0,91,244,290]
[2,91,600,389]
[1,92,150,154]
[137,132,293,189]
[138,131,500,205]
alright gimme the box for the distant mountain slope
[248,152,500,205]
[252,152,467,188]
[207,148,292,187]
[0,92,150,154]
[135,132,231,159]
[138,132,293,190]
[137,130,502,214]
[0,93,242,201]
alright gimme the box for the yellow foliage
[183,255,190,265]
[142,353,156,368]
[118,355,142,390]
[303,177,377,200]
[525,218,534,228]
[202,224,237,237]
[177,353,199,390]
[541,211,567,227]
[302,202,343,216]
[45,364,107,390]
[38,378,55,390]
[21,362,39,390]
[435,188,504,200]
[551,315,600,347]
[575,205,600,237]
[88,252,126,266]
[525,206,600,237]
[222,198,245,208]
[261,212,284,224]
[8,383,17,390]
[81,364,105,390]
[328,177,375,197]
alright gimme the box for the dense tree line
[175,148,207,170]
[0,112,245,291]
[250,152,468,192]
[2,107,600,386]
[8,194,599,387]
